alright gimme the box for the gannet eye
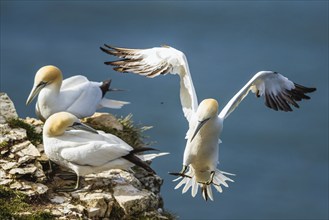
[37,81,48,87]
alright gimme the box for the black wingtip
[100,46,106,52]
[104,44,114,49]
[122,147,159,174]
[294,83,317,93]
[123,153,156,174]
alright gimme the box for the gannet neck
[44,111,76,137]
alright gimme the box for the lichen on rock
[0,93,174,220]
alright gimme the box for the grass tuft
[7,118,42,145]
[0,185,54,220]
[86,114,153,149]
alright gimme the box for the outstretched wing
[100,44,198,122]
[218,71,316,120]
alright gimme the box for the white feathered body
[43,129,136,176]
[184,115,223,183]
[175,111,233,201]
[37,76,103,120]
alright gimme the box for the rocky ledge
[0,93,172,219]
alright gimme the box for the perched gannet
[100,44,316,201]
[43,111,168,191]
[26,65,129,121]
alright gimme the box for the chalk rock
[79,192,113,218]
[113,184,159,216]
[0,93,169,220]
[9,165,37,175]
[50,195,69,204]
[11,140,31,153]
[1,161,17,170]
[18,143,41,157]
[0,92,18,123]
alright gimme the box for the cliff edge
[0,92,172,219]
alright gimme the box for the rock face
[0,93,169,219]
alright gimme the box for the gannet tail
[139,152,170,161]
[130,147,169,161]
[99,98,130,109]
[173,168,235,201]
[123,147,169,174]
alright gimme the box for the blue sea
[1,1,328,219]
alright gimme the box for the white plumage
[26,65,129,121]
[101,44,316,200]
[43,111,168,191]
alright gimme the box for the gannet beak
[190,118,210,142]
[26,81,47,105]
[70,122,98,134]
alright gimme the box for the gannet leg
[56,171,77,180]
[168,165,191,178]
[55,175,81,192]
[205,171,216,185]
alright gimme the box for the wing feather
[101,44,198,122]
[59,131,132,167]
[61,75,90,90]
[219,71,316,119]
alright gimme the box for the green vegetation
[0,185,54,220]
[0,141,9,149]
[85,114,153,149]
[115,114,153,148]
[7,118,42,145]
[0,141,9,158]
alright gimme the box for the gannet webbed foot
[199,171,218,186]
[168,165,191,178]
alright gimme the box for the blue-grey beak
[190,118,210,142]
[26,81,48,105]
[70,122,98,134]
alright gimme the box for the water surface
[1,1,328,219]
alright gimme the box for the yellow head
[35,65,62,84]
[196,98,219,121]
[44,112,78,136]
[44,112,97,137]
[26,65,63,105]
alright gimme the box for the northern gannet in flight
[100,44,316,201]
[43,111,168,191]
[26,65,129,121]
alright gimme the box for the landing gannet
[100,44,316,201]
[43,111,168,191]
[26,65,129,121]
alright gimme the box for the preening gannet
[43,111,168,191]
[101,44,316,200]
[26,65,129,121]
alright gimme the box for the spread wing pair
[101,44,316,122]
